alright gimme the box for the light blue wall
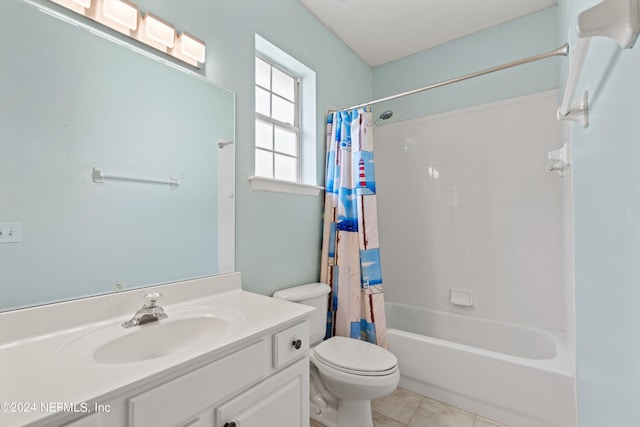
[132,0,373,296]
[558,1,640,425]
[371,7,560,123]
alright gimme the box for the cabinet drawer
[129,340,268,427]
[272,321,308,369]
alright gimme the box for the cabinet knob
[224,422,236,427]
[292,339,302,350]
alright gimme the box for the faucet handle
[144,291,162,308]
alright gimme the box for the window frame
[254,55,302,183]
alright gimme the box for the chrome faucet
[122,291,168,328]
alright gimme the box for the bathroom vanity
[0,273,312,427]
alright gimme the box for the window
[251,34,320,196]
[255,56,300,182]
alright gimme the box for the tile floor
[310,387,510,427]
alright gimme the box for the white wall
[375,90,572,331]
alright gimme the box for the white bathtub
[385,302,577,427]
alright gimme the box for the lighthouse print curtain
[321,108,388,349]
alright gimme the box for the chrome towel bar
[92,167,180,189]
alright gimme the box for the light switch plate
[0,223,22,243]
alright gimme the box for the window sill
[248,176,324,196]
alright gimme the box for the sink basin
[93,316,228,364]
[58,307,243,365]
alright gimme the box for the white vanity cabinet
[215,358,308,427]
[127,340,270,427]
[0,275,314,427]
[214,322,310,427]
[60,321,309,427]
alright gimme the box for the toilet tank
[273,283,331,345]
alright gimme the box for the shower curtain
[321,108,388,349]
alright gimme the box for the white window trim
[249,175,323,196]
[255,58,301,182]
[254,34,317,194]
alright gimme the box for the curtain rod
[337,44,569,112]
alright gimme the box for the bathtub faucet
[121,291,168,328]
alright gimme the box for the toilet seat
[313,336,398,377]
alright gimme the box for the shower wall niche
[375,90,573,334]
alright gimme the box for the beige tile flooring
[310,387,510,427]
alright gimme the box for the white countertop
[0,273,313,426]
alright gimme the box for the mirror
[0,0,235,311]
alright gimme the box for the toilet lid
[314,336,398,375]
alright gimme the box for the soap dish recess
[450,288,473,306]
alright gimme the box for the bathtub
[385,302,577,427]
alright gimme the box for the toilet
[273,283,399,427]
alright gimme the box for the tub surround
[0,273,313,426]
[375,91,571,332]
[373,85,576,427]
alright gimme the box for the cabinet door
[216,358,309,427]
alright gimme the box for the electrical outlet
[0,223,22,243]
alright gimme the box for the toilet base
[310,398,373,427]
[336,399,373,427]
[310,400,337,427]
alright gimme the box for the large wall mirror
[0,0,235,311]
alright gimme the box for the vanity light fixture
[178,32,206,64]
[101,0,138,31]
[143,13,175,48]
[50,0,89,13]
[45,0,206,69]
